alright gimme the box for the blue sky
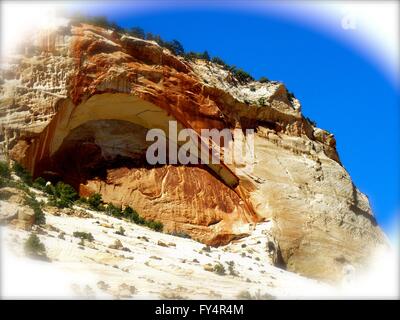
[70,3,399,237]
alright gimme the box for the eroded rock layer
[0,23,387,281]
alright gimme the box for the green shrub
[24,196,46,225]
[163,39,185,56]
[127,26,145,39]
[123,205,134,216]
[226,261,239,276]
[287,90,296,102]
[33,177,46,190]
[24,234,46,258]
[184,50,210,61]
[146,32,162,44]
[54,182,77,201]
[73,231,94,242]
[213,262,226,276]
[48,182,77,208]
[74,196,87,205]
[232,68,254,83]
[127,27,186,56]
[236,290,252,299]
[115,226,125,236]
[0,177,29,192]
[305,116,317,127]
[211,56,229,69]
[94,16,121,31]
[0,161,10,179]
[87,193,103,210]
[13,162,32,185]
[259,76,269,83]
[124,206,145,224]
[253,289,276,300]
[201,50,210,61]
[122,205,163,232]
[184,51,196,60]
[106,203,123,218]
[145,220,163,232]
[48,196,69,209]
[69,13,120,31]
[258,97,267,106]
[237,288,277,300]
[44,183,55,195]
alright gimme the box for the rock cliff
[0,23,387,282]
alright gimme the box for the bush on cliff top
[69,13,122,32]
[306,116,317,127]
[127,26,145,39]
[68,13,258,84]
[231,68,254,83]
[184,50,210,61]
[211,56,229,69]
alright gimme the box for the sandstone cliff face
[0,23,387,281]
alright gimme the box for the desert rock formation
[0,23,387,281]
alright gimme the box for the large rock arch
[12,92,256,245]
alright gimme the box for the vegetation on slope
[68,13,264,84]
[0,160,163,232]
